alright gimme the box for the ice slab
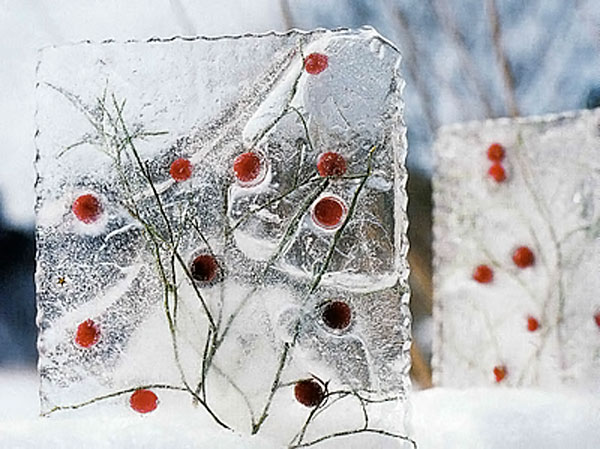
[433,109,600,390]
[35,29,411,447]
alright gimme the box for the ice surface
[433,109,600,390]
[35,29,411,447]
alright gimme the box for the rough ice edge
[33,26,411,424]
[35,26,401,54]
[430,107,600,386]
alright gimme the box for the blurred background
[1,0,599,390]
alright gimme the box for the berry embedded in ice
[72,194,103,224]
[169,158,192,182]
[294,379,325,407]
[488,163,506,183]
[594,313,600,328]
[304,53,328,75]
[321,300,352,330]
[191,254,219,283]
[473,264,493,283]
[513,246,535,268]
[130,389,158,413]
[527,316,540,332]
[312,196,347,230]
[493,365,507,383]
[75,319,100,348]
[487,143,505,162]
[233,152,263,185]
[317,152,347,177]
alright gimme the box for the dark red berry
[191,254,219,283]
[513,246,534,268]
[130,389,158,413]
[170,158,192,182]
[312,196,346,229]
[304,53,328,75]
[473,265,493,283]
[75,319,100,348]
[317,152,347,177]
[322,301,352,330]
[294,379,325,407]
[488,163,506,182]
[72,194,102,224]
[487,143,505,162]
[594,313,600,328]
[493,365,507,383]
[527,316,540,332]
[233,152,262,184]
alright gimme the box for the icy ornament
[35,29,412,447]
[433,109,600,390]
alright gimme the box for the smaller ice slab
[433,109,600,390]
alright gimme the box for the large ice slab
[433,109,600,390]
[35,29,411,447]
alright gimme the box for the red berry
[322,301,352,330]
[317,152,347,177]
[169,158,192,182]
[594,312,600,328]
[233,152,262,185]
[473,264,493,283]
[312,196,346,229]
[304,53,328,75]
[72,194,102,224]
[294,379,325,407]
[75,319,100,348]
[513,246,535,268]
[488,163,506,182]
[130,389,158,414]
[191,254,219,283]
[493,365,507,383]
[527,316,540,332]
[487,143,505,162]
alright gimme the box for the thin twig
[486,0,520,117]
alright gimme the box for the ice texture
[35,29,411,447]
[433,109,600,390]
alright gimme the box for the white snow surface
[1,370,599,448]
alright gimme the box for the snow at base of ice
[1,370,598,449]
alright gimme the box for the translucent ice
[433,109,600,390]
[35,29,411,447]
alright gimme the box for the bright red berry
[322,301,352,330]
[294,379,325,407]
[233,152,262,185]
[75,319,100,348]
[493,365,507,383]
[513,246,535,268]
[487,143,505,162]
[312,196,346,229]
[488,163,506,182]
[317,152,347,177]
[473,264,493,283]
[72,194,102,224]
[191,254,219,283]
[304,53,328,75]
[594,312,600,328]
[169,158,192,182]
[527,316,540,332]
[130,389,158,414]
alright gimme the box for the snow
[2,370,599,448]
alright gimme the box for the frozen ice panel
[433,109,600,390]
[35,29,412,447]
